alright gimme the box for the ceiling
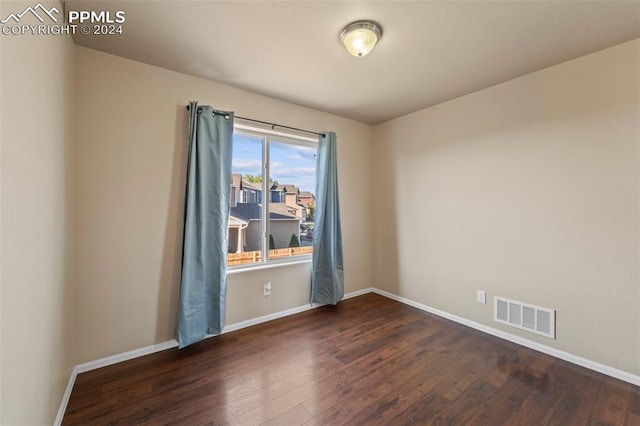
[68,1,640,124]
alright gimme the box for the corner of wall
[0,3,78,421]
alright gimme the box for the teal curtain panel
[176,101,234,348]
[311,132,344,305]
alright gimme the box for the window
[227,127,317,268]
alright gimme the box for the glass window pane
[267,140,317,260]
[228,134,264,266]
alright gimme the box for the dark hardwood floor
[63,293,640,425]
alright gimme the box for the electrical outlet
[477,290,486,304]
[264,282,272,297]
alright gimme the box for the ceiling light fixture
[340,20,383,57]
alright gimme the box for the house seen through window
[227,130,317,267]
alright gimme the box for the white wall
[0,1,76,423]
[270,220,300,249]
[373,39,640,375]
[74,46,374,363]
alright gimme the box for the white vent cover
[494,297,555,339]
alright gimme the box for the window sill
[227,258,312,275]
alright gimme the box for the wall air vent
[494,297,555,339]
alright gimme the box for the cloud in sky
[232,134,317,192]
[232,158,262,176]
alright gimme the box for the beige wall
[0,1,76,423]
[74,46,374,363]
[226,262,313,325]
[373,39,640,375]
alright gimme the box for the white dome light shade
[340,21,383,57]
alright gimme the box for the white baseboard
[76,340,179,374]
[56,287,375,422]
[222,287,373,334]
[372,288,640,387]
[55,339,182,425]
[54,366,78,426]
[343,287,375,299]
[57,285,639,423]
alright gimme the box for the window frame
[228,123,318,272]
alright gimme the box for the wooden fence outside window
[227,246,313,266]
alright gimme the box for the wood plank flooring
[63,293,640,425]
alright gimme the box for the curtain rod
[186,105,324,137]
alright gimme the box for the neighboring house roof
[269,202,302,217]
[271,184,300,194]
[230,203,298,221]
[298,192,314,207]
[242,180,262,191]
[228,216,248,227]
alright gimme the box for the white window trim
[227,258,312,275]
[234,123,318,144]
